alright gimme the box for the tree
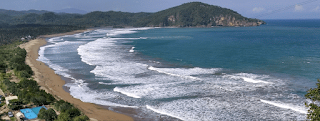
[56,112,71,121]
[31,96,47,105]
[38,108,57,121]
[58,102,73,112]
[19,78,39,91]
[8,99,23,110]
[17,70,31,78]
[66,108,81,118]
[306,79,320,120]
[0,62,6,73]
[72,115,89,121]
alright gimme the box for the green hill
[135,2,265,27]
[0,2,264,27]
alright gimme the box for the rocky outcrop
[212,15,264,27]
[165,14,265,27]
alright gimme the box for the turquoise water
[31,106,47,115]
[38,20,320,120]
[20,106,46,119]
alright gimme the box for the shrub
[73,115,89,121]
[66,108,81,118]
[306,79,320,120]
[38,108,57,121]
[56,112,71,121]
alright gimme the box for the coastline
[19,30,134,121]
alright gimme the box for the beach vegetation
[0,25,84,45]
[305,79,320,120]
[8,99,24,110]
[38,108,58,121]
[9,117,16,121]
[3,79,19,95]
[54,100,73,112]
[0,62,6,73]
[0,28,90,121]
[54,100,83,120]
[66,108,81,118]
[72,115,89,121]
[56,112,71,121]
[0,47,80,120]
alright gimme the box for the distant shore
[19,30,134,121]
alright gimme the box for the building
[5,96,18,104]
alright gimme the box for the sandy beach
[19,30,134,121]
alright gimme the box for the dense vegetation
[0,2,264,29]
[0,43,33,79]
[0,41,88,121]
[0,24,84,45]
[0,11,151,27]
[305,79,320,120]
[0,42,55,110]
[135,2,265,27]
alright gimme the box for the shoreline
[19,30,134,121]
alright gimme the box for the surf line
[148,66,201,80]
[146,105,186,121]
[114,87,141,98]
[260,99,307,114]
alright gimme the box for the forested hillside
[0,2,264,28]
[0,25,84,45]
[0,2,265,45]
[136,2,265,27]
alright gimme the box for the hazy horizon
[1,0,320,19]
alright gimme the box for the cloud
[295,5,304,11]
[252,7,265,13]
[313,6,320,11]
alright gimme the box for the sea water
[37,20,320,120]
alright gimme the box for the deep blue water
[129,20,320,80]
[38,20,320,120]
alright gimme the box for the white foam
[129,47,135,53]
[149,96,306,121]
[37,42,75,78]
[260,99,308,114]
[107,29,136,37]
[227,73,272,84]
[38,27,308,120]
[67,83,138,108]
[140,37,148,39]
[146,105,186,121]
[242,77,270,84]
[47,37,62,43]
[99,82,113,85]
[114,87,141,98]
[148,66,203,80]
[77,38,95,41]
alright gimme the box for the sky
[0,0,320,19]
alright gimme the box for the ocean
[37,19,320,120]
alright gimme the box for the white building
[5,96,18,104]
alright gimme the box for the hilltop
[136,2,265,27]
[0,2,264,28]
